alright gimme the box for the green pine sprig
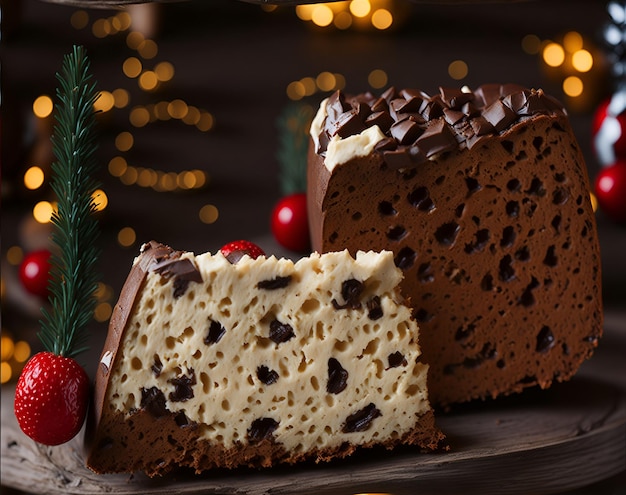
[276,102,315,195]
[39,45,101,359]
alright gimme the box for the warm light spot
[1,362,11,384]
[295,4,315,21]
[33,201,55,223]
[126,31,145,50]
[33,95,53,118]
[316,71,337,92]
[92,18,111,38]
[70,10,89,29]
[92,189,108,211]
[1,336,14,361]
[311,4,334,27]
[334,11,352,29]
[521,34,542,55]
[115,131,134,152]
[154,101,171,121]
[94,91,115,113]
[137,39,158,59]
[563,31,583,52]
[115,11,132,31]
[117,227,137,247]
[24,166,45,190]
[543,42,565,67]
[199,204,219,224]
[183,106,201,125]
[158,172,178,192]
[120,166,139,186]
[371,9,393,30]
[300,77,317,96]
[196,111,215,132]
[155,61,175,82]
[261,4,278,12]
[137,168,158,188]
[94,302,113,323]
[108,156,128,177]
[168,99,189,119]
[597,174,615,194]
[138,70,159,91]
[123,57,143,78]
[287,80,306,100]
[334,73,346,90]
[563,76,583,97]
[368,69,388,89]
[6,246,23,266]
[129,106,151,127]
[193,169,208,188]
[350,0,371,18]
[572,49,593,72]
[13,341,31,363]
[112,88,130,108]
[448,59,468,80]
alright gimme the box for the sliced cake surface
[86,241,444,477]
[307,84,603,407]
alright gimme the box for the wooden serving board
[2,312,626,495]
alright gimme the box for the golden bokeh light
[123,57,143,78]
[1,336,15,361]
[168,99,189,119]
[350,0,371,18]
[155,61,175,82]
[543,42,565,67]
[126,31,145,50]
[33,201,55,224]
[571,49,593,72]
[448,59,469,80]
[70,10,89,29]
[1,362,11,385]
[137,39,158,59]
[33,95,53,118]
[112,88,130,108]
[115,131,134,152]
[371,9,393,30]
[129,106,151,127]
[6,246,23,266]
[295,4,315,21]
[563,31,583,52]
[311,4,334,27]
[563,76,584,97]
[117,227,137,247]
[24,166,45,190]
[334,11,353,29]
[94,91,115,113]
[521,34,542,55]
[13,341,31,363]
[368,69,388,89]
[92,18,111,38]
[138,70,159,91]
[196,111,215,132]
[316,71,337,92]
[199,204,219,224]
[92,189,108,211]
[94,302,113,323]
[108,156,128,177]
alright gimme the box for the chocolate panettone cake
[307,84,603,407]
[86,241,445,477]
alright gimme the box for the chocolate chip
[257,276,292,290]
[327,358,348,394]
[342,403,381,433]
[536,326,555,353]
[388,351,407,368]
[269,319,295,344]
[257,365,279,385]
[247,417,279,443]
[152,355,163,377]
[169,370,196,402]
[366,296,384,320]
[332,278,364,310]
[152,256,203,299]
[204,320,226,345]
[483,100,517,132]
[415,118,457,157]
[141,387,167,417]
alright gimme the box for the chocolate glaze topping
[316,84,566,170]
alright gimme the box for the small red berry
[595,161,626,223]
[14,352,89,446]
[220,240,265,264]
[19,249,51,299]
[271,193,310,253]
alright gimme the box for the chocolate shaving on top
[316,84,566,167]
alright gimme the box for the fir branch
[39,45,101,359]
[276,102,314,195]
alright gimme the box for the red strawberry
[14,351,89,446]
[220,240,265,264]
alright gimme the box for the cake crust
[307,85,603,407]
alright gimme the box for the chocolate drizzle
[316,84,566,168]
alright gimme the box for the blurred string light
[523,30,607,112]
[1,334,31,385]
[292,0,409,31]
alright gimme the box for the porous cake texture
[86,241,444,477]
[307,84,603,407]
